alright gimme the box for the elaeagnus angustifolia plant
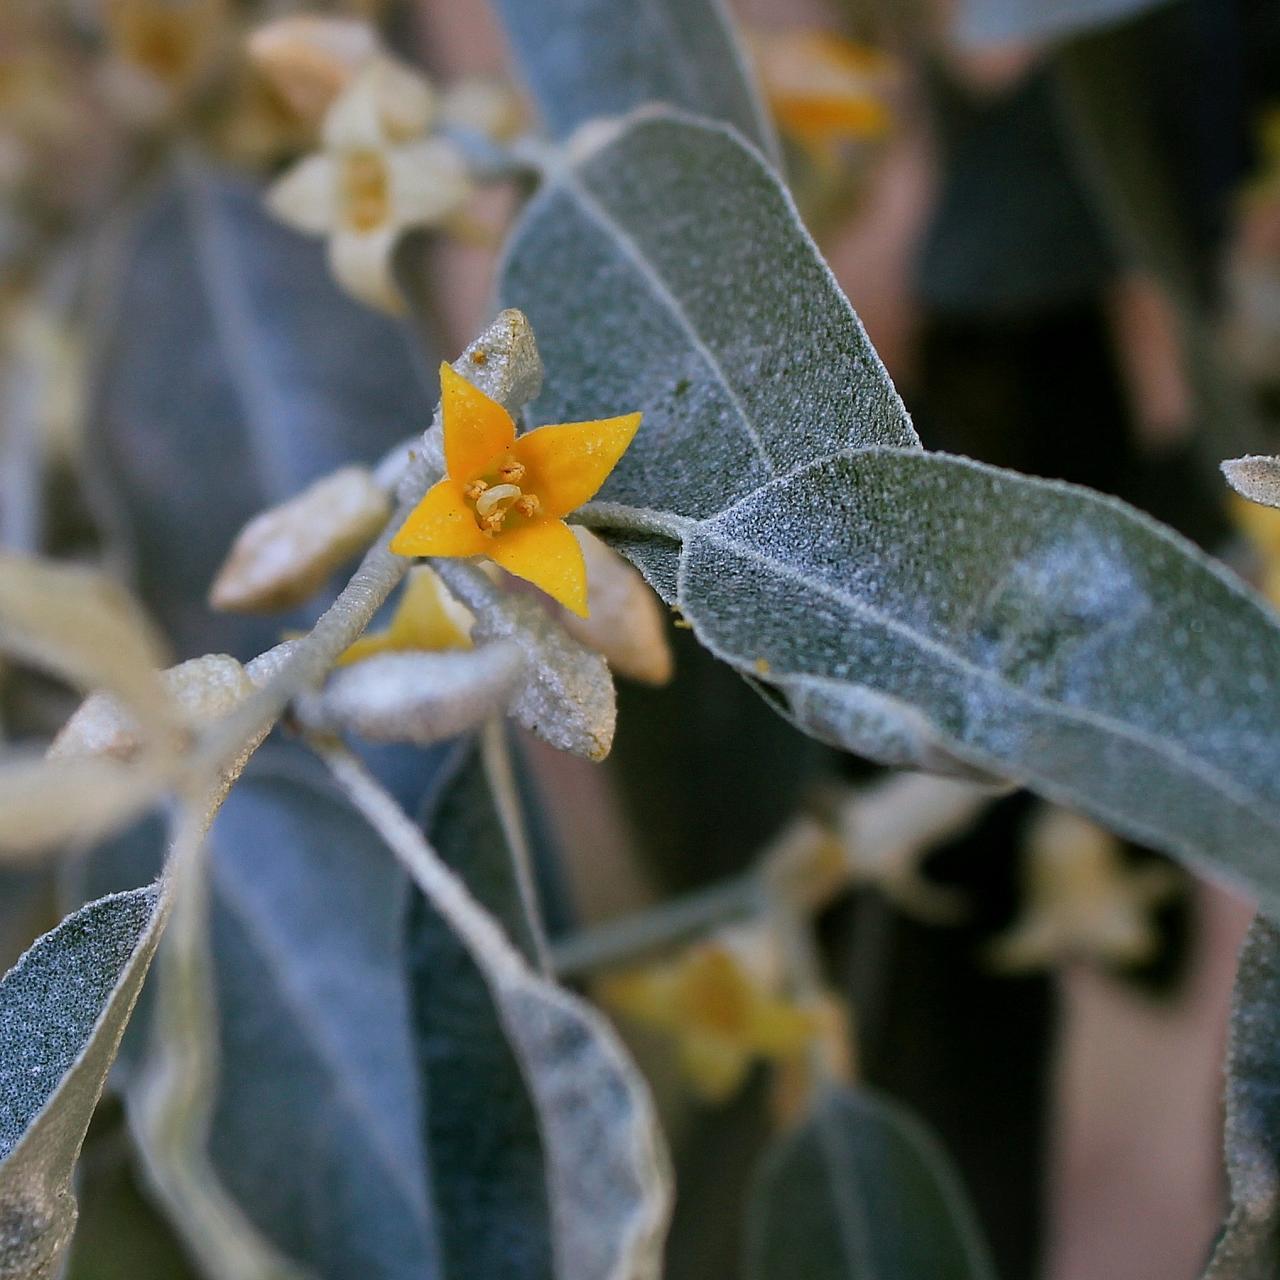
[0,0,1277,1277]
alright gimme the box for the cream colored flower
[267,61,469,312]
[989,806,1179,972]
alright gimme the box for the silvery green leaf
[301,645,524,746]
[409,739,552,1278]
[500,112,916,575]
[490,0,778,162]
[322,746,672,1280]
[502,112,1280,908]
[434,563,616,761]
[952,0,1172,46]
[85,158,433,657]
[1223,457,1280,512]
[745,1087,997,1280]
[190,756,443,1278]
[1203,917,1280,1279]
[676,449,1280,910]
[0,887,162,1280]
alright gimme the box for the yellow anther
[515,493,541,518]
[498,457,526,483]
[463,478,489,502]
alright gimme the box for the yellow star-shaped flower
[390,363,641,618]
[598,939,818,1103]
[337,566,472,666]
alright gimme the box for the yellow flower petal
[486,517,588,616]
[440,362,516,482]
[337,567,471,665]
[390,477,489,558]
[512,413,641,519]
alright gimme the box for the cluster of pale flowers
[257,17,517,312]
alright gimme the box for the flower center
[463,457,542,534]
[340,151,391,233]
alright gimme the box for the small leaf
[1223,456,1280,512]
[0,757,161,860]
[301,644,524,745]
[1203,916,1280,1279]
[49,654,253,763]
[435,562,616,760]
[0,887,163,1280]
[490,0,779,162]
[0,557,170,732]
[745,1086,997,1280]
[209,466,391,613]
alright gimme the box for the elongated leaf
[953,0,1172,46]
[322,746,672,1280]
[86,159,433,658]
[1204,917,1280,1279]
[409,738,553,1279]
[0,887,162,1280]
[501,111,1280,911]
[745,1087,996,1280]
[491,0,778,162]
[500,112,915,565]
[197,756,442,1279]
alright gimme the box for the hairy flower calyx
[389,363,641,617]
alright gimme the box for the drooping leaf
[195,756,443,1279]
[745,1086,997,1280]
[85,159,433,658]
[0,887,162,1280]
[952,0,1173,47]
[1203,916,1280,1279]
[408,738,553,1279]
[501,111,1280,912]
[322,745,672,1280]
[490,0,778,162]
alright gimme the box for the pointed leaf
[502,112,1280,912]
[491,0,778,161]
[500,112,916,571]
[0,887,162,1280]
